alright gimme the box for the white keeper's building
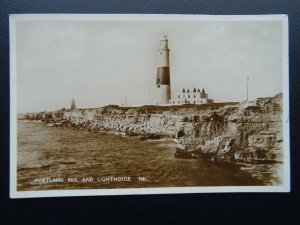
[169,88,214,105]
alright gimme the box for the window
[194,95,196,98]
[194,101,196,104]
[173,101,175,104]
[178,95,180,98]
[178,101,180,104]
[188,95,190,98]
[201,101,203,103]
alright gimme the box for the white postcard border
[10,14,290,198]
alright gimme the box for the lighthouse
[155,35,171,105]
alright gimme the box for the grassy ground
[65,102,239,113]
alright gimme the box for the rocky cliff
[23,93,283,163]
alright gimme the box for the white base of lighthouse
[155,85,171,105]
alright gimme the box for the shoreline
[17,119,283,185]
[20,93,284,164]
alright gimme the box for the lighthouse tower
[155,35,171,105]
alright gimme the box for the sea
[17,120,283,191]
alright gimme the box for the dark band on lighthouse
[156,67,170,85]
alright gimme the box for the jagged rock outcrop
[23,93,283,163]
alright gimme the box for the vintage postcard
[10,14,290,198]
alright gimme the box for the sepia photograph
[10,14,290,198]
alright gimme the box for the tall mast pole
[246,76,249,101]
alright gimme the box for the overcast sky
[14,16,285,113]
